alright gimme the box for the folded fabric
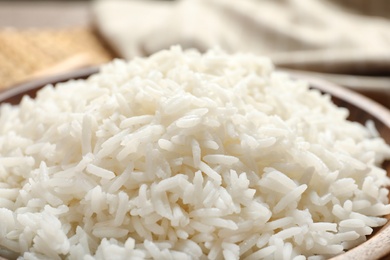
[93,0,390,105]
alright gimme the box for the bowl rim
[0,66,99,104]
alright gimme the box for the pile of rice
[1,47,390,260]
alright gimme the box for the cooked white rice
[1,46,390,259]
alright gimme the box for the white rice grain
[86,164,115,180]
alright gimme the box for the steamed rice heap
[1,47,390,260]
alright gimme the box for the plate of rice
[0,47,390,260]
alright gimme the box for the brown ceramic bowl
[0,68,389,260]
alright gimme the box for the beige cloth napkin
[93,0,390,105]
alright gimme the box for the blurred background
[0,0,389,107]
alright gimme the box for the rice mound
[1,47,390,260]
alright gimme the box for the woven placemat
[0,27,115,90]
